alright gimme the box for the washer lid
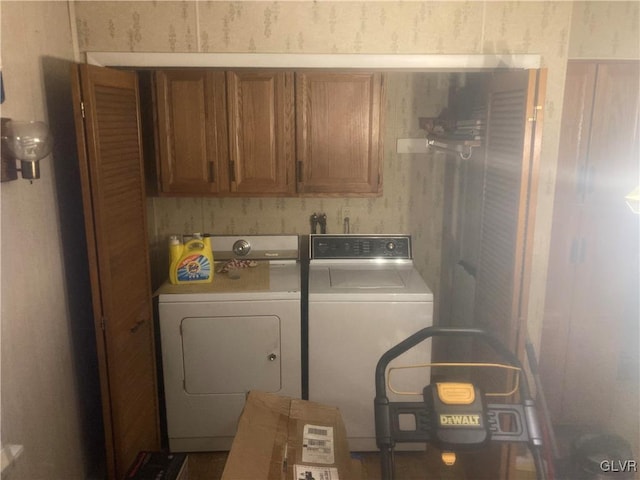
[309,264,433,302]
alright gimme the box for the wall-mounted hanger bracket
[427,136,479,160]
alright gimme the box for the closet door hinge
[528,105,542,122]
[101,316,106,331]
[80,101,86,119]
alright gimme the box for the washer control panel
[311,235,411,260]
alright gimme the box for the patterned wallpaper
[72,1,639,330]
[569,1,640,58]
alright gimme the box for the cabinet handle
[229,161,236,183]
[208,162,215,182]
[267,353,277,361]
[297,161,303,183]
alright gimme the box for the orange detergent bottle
[169,234,214,284]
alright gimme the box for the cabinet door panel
[540,61,640,427]
[296,72,384,194]
[585,63,640,209]
[227,71,294,194]
[156,70,228,194]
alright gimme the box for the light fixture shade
[2,120,52,162]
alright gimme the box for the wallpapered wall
[1,2,97,479]
[569,1,639,58]
[1,1,638,479]
[73,0,578,332]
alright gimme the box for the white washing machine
[157,235,301,452]
[308,234,433,451]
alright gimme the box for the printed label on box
[294,465,340,480]
[301,424,335,464]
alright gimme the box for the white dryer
[157,235,301,452]
[308,234,433,451]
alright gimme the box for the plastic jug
[169,234,214,284]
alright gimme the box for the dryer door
[181,315,281,394]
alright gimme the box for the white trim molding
[85,52,541,71]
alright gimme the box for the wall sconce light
[1,118,53,182]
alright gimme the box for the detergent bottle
[169,234,214,284]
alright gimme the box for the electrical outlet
[341,206,352,220]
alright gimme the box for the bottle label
[176,254,211,281]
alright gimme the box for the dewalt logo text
[439,414,481,426]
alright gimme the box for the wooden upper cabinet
[296,72,384,195]
[152,69,385,196]
[155,70,228,194]
[226,70,295,195]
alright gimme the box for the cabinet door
[296,72,384,194]
[226,70,295,195]
[541,62,640,426]
[71,64,159,479]
[583,63,640,210]
[155,70,228,194]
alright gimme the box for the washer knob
[386,241,396,251]
[233,239,251,256]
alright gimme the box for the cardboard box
[222,391,361,480]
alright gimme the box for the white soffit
[85,52,541,70]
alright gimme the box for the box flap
[222,391,290,479]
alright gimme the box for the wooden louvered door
[468,69,546,480]
[71,64,160,480]
[476,70,545,352]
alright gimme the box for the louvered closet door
[471,70,546,480]
[71,64,159,480]
[476,70,545,351]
